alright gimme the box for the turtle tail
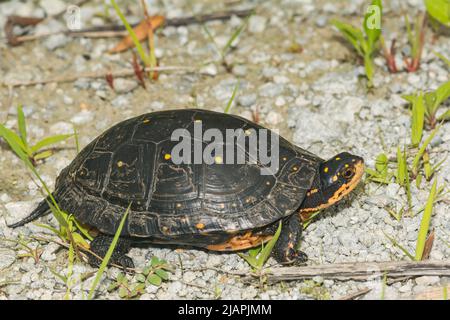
[7,197,52,228]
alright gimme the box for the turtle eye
[342,167,355,179]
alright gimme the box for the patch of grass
[300,280,331,300]
[403,80,450,129]
[0,111,90,251]
[0,105,73,165]
[384,179,438,261]
[1,235,42,264]
[110,0,157,79]
[331,0,382,87]
[415,179,438,260]
[108,257,173,299]
[403,13,427,73]
[88,203,131,300]
[108,256,172,299]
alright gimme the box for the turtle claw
[116,255,135,270]
[277,249,308,266]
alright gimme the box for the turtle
[9,109,364,268]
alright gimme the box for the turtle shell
[55,109,322,239]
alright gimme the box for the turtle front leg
[272,214,308,265]
[88,234,135,269]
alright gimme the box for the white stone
[114,78,138,94]
[248,15,267,34]
[40,0,66,16]
[4,201,41,226]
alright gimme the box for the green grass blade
[88,203,131,300]
[396,146,405,185]
[412,126,440,175]
[17,105,28,147]
[433,80,450,110]
[415,179,437,261]
[30,134,73,154]
[331,19,364,56]
[257,221,282,268]
[424,0,450,27]
[222,14,251,56]
[110,0,150,66]
[363,0,382,50]
[224,81,239,114]
[73,125,80,154]
[383,232,415,260]
[437,109,450,121]
[237,253,259,269]
[364,53,374,87]
[202,24,222,59]
[0,123,28,157]
[411,92,425,147]
[434,51,450,68]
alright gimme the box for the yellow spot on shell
[345,164,349,168]
[293,166,298,171]
[215,156,223,164]
[266,181,271,185]
[336,157,341,160]
[332,175,338,182]
[143,119,150,124]
[196,223,205,229]
[324,167,329,173]
[117,161,124,167]
[164,153,171,160]
[176,203,182,208]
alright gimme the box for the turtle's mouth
[327,160,364,205]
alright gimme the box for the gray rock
[0,248,16,270]
[74,78,90,90]
[44,34,69,50]
[182,271,197,283]
[114,78,138,94]
[40,0,66,16]
[4,201,40,226]
[248,15,267,34]
[415,276,440,286]
[258,82,284,97]
[238,94,257,107]
[41,242,60,262]
[315,16,328,28]
[70,110,94,125]
[200,64,218,76]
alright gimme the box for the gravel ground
[0,0,449,300]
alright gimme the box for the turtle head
[300,152,364,214]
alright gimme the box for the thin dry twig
[6,8,254,45]
[246,260,450,282]
[0,65,194,88]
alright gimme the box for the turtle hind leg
[272,214,308,265]
[88,234,134,269]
